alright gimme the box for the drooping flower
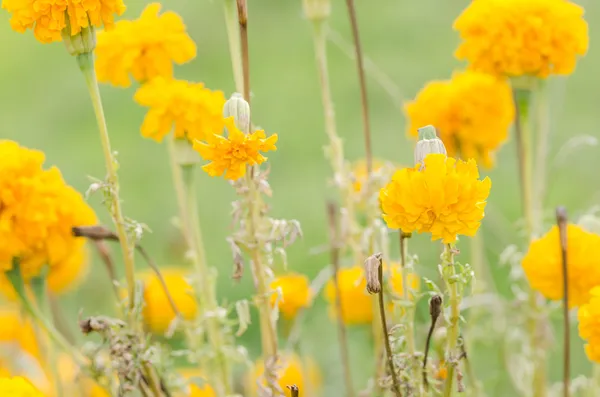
[0,376,45,396]
[454,0,588,78]
[246,353,320,396]
[0,141,97,280]
[134,77,225,142]
[578,287,600,363]
[194,117,278,180]
[1,0,125,44]
[522,224,600,307]
[177,368,216,397]
[270,273,313,320]
[324,266,372,325]
[95,3,196,87]
[140,268,198,334]
[380,154,491,243]
[405,71,515,168]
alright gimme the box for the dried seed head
[429,294,443,320]
[223,93,251,134]
[302,0,331,21]
[364,252,383,294]
[414,125,447,168]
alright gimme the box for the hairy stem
[442,245,460,397]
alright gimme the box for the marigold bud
[223,93,250,134]
[62,21,96,56]
[302,0,331,21]
[414,125,447,167]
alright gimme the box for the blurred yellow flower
[389,264,420,298]
[0,376,45,396]
[194,117,278,180]
[380,154,490,243]
[324,266,372,325]
[578,287,600,363]
[246,353,319,396]
[2,0,125,44]
[96,3,196,87]
[270,273,313,320]
[134,77,225,142]
[0,308,40,360]
[140,268,198,334]
[176,368,216,397]
[56,354,110,397]
[46,244,89,294]
[522,224,600,307]
[0,141,96,281]
[405,71,514,168]
[454,0,588,78]
[351,159,386,194]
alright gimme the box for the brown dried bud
[429,294,443,320]
[364,252,383,294]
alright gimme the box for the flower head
[140,268,198,334]
[0,308,40,360]
[134,77,226,143]
[523,224,600,307]
[578,287,600,363]
[177,368,216,397]
[454,0,588,78]
[0,376,45,396]
[270,273,313,320]
[2,0,125,44]
[95,3,196,87]
[405,71,514,168]
[246,353,319,396]
[194,117,278,180]
[324,265,372,325]
[380,154,491,243]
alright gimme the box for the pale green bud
[414,125,447,167]
[302,0,331,21]
[62,20,96,57]
[173,137,200,166]
[223,93,250,134]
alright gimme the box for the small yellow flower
[246,353,318,396]
[194,117,278,180]
[578,286,600,363]
[134,77,225,143]
[176,368,216,397]
[405,71,514,168]
[324,266,372,325]
[270,273,313,320]
[522,224,600,307]
[0,376,45,396]
[2,0,125,44]
[96,3,196,87]
[140,268,198,334]
[380,154,491,243]
[454,0,588,78]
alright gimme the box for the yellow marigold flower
[405,71,514,168]
[0,308,40,360]
[2,0,125,44]
[140,268,198,334]
[176,369,216,397]
[134,77,225,142]
[194,117,278,181]
[0,141,96,281]
[95,3,196,87]
[324,265,372,325]
[453,0,588,78]
[246,353,319,396]
[522,224,600,307]
[0,376,45,396]
[578,287,600,363]
[46,244,89,294]
[380,154,491,243]
[270,273,313,320]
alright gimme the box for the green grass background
[2,0,600,395]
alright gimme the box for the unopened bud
[414,125,447,168]
[364,252,383,294]
[302,0,331,21]
[62,20,96,56]
[223,93,250,134]
[429,295,443,320]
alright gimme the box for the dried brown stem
[90,239,121,303]
[557,206,570,397]
[423,295,442,389]
[237,0,250,105]
[287,385,299,397]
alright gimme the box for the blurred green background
[1,0,599,395]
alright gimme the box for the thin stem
[344,0,372,172]
[222,0,244,93]
[400,233,418,391]
[142,362,165,397]
[533,82,550,235]
[377,264,402,397]
[442,244,459,397]
[166,136,193,249]
[237,0,250,105]
[326,203,355,397]
[556,207,570,397]
[423,295,442,389]
[91,240,122,308]
[287,385,300,397]
[77,53,136,322]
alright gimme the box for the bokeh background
[1,0,600,395]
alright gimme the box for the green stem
[400,234,418,393]
[442,244,459,397]
[533,82,549,236]
[77,52,136,323]
[223,0,244,93]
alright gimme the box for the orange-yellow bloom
[246,353,320,396]
[270,273,313,320]
[0,308,40,360]
[578,287,600,363]
[0,376,45,396]
[134,77,225,143]
[380,154,490,243]
[2,0,125,44]
[324,266,372,324]
[522,224,600,307]
[454,0,588,78]
[194,117,278,180]
[176,369,216,397]
[95,3,196,87]
[405,71,514,168]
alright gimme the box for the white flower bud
[414,125,447,168]
[223,93,250,134]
